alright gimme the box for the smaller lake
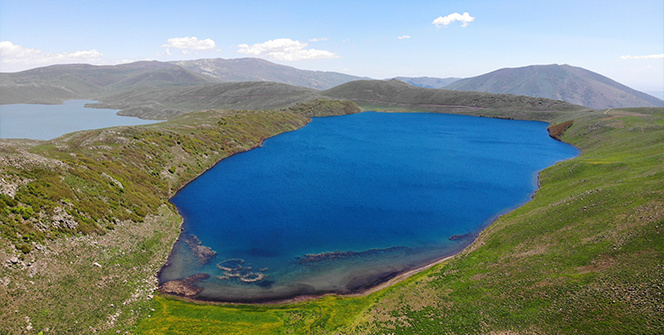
[0,100,159,140]
[160,112,580,303]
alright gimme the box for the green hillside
[89,79,591,121]
[89,81,322,119]
[0,99,361,333]
[324,79,590,121]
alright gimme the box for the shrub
[0,194,18,207]
[17,243,31,254]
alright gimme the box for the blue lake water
[160,112,579,302]
[0,100,158,140]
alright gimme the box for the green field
[133,108,664,334]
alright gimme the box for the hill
[172,57,366,90]
[394,76,460,88]
[0,58,366,105]
[0,61,212,104]
[443,64,664,109]
[324,79,589,121]
[89,81,322,119]
[88,79,590,121]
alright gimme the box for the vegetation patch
[547,120,574,140]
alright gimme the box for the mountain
[394,76,460,89]
[0,58,367,105]
[443,64,664,109]
[171,58,366,90]
[324,79,588,121]
[0,61,212,104]
[5,60,656,111]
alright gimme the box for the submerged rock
[159,273,210,297]
[183,234,217,264]
[295,246,412,264]
[448,232,475,241]
[215,258,268,283]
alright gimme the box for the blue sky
[1,0,662,93]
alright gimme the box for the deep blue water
[160,112,579,302]
[0,100,158,140]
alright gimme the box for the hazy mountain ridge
[2,60,660,110]
[394,76,460,88]
[171,58,367,90]
[0,61,212,104]
[0,58,366,104]
[443,64,664,109]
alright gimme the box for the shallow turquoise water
[0,100,158,140]
[160,112,579,302]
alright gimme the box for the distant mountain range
[0,61,210,104]
[172,58,366,90]
[1,58,661,110]
[442,64,664,109]
[0,58,364,105]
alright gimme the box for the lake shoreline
[157,112,579,305]
[159,252,459,306]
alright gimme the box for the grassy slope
[135,108,663,334]
[1,102,357,333]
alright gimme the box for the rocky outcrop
[158,273,210,297]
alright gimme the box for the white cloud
[237,38,339,61]
[0,41,104,72]
[433,12,475,28]
[161,36,218,55]
[309,37,330,42]
[620,54,664,60]
[397,35,411,40]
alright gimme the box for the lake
[0,100,158,140]
[159,111,579,303]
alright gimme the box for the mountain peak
[444,64,664,109]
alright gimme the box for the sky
[1,0,663,94]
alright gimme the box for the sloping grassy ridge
[135,108,663,334]
[0,110,309,246]
[323,79,590,121]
